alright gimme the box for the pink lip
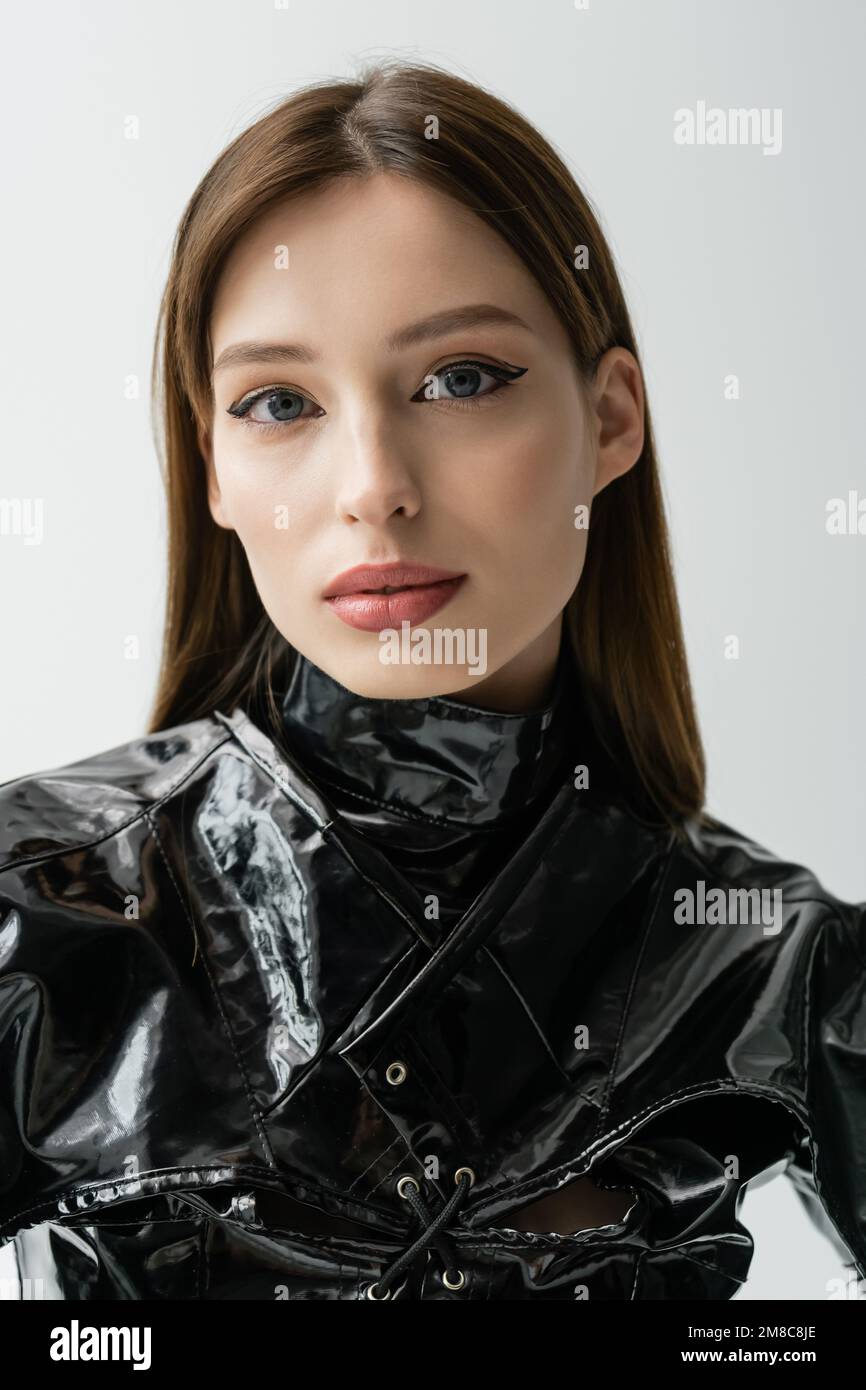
[322,563,467,632]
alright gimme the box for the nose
[333,418,422,526]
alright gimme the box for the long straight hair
[148,59,707,830]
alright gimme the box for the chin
[312,648,492,702]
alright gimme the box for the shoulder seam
[677,839,845,917]
[212,711,331,831]
[0,728,235,877]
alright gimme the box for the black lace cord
[365,1171,473,1299]
[401,1180,466,1282]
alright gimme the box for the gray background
[1,0,863,1300]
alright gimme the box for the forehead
[207,171,568,359]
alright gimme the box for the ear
[197,420,231,529]
[589,348,645,497]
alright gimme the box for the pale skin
[200,170,644,715]
[200,171,642,1233]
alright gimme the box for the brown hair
[148,58,706,830]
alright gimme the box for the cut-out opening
[502,1173,637,1237]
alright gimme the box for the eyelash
[225,358,528,435]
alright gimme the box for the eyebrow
[211,303,533,375]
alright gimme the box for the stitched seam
[58,1212,205,1229]
[205,1221,405,1261]
[797,909,866,1278]
[366,1147,416,1201]
[480,943,596,1096]
[801,914,814,1100]
[3,1178,403,1252]
[629,1247,644,1299]
[469,1079,808,1217]
[343,1131,404,1196]
[679,841,853,914]
[144,808,205,969]
[317,830,428,944]
[213,713,330,829]
[587,1079,809,1149]
[674,1247,747,1284]
[0,730,235,876]
[221,716,430,946]
[305,765,556,833]
[145,811,278,1172]
[596,842,676,1135]
[344,1072,431,1197]
[425,1227,640,1251]
[329,942,425,1068]
[402,1043,480,1153]
[0,1164,286,1235]
[344,1135,406,1194]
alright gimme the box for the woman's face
[201,171,639,709]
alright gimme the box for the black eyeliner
[226,360,529,419]
[438,359,528,380]
[226,384,302,418]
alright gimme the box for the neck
[444,615,564,714]
[272,637,615,936]
[277,637,579,830]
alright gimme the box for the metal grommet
[442,1268,466,1291]
[454,1166,476,1187]
[396,1174,420,1199]
[385,1061,408,1085]
[364,1281,392,1300]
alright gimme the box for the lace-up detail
[363,1169,475,1299]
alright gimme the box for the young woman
[0,60,863,1301]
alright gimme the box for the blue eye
[226,359,528,433]
[410,359,528,404]
[227,387,319,428]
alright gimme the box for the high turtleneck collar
[278,644,578,830]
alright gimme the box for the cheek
[459,407,592,562]
[212,447,320,559]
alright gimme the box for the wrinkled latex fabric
[0,648,864,1300]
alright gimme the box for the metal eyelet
[364,1281,392,1300]
[396,1175,420,1200]
[385,1061,408,1085]
[442,1268,466,1291]
[454,1166,476,1187]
